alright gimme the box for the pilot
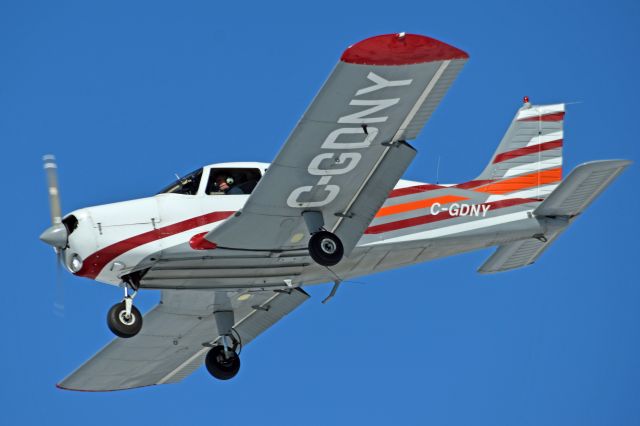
[213,173,244,194]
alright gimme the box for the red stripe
[493,140,563,164]
[76,211,234,279]
[518,112,565,122]
[388,184,446,198]
[364,198,535,235]
[341,33,469,66]
[388,180,496,197]
[454,180,493,189]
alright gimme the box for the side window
[206,168,262,195]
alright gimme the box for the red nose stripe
[76,211,234,280]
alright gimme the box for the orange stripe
[474,168,562,195]
[375,195,469,218]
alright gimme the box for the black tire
[308,231,344,266]
[205,346,241,380]
[107,301,143,338]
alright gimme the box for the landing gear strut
[205,311,241,380]
[107,286,143,338]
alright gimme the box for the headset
[211,174,234,193]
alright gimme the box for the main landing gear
[308,230,344,267]
[107,286,143,338]
[302,211,344,267]
[205,337,241,380]
[204,310,241,380]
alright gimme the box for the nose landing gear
[107,286,143,338]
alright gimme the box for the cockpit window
[157,168,203,195]
[206,168,262,195]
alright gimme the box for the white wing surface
[206,33,468,256]
[58,288,309,391]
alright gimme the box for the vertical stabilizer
[476,101,565,200]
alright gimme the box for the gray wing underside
[57,288,309,392]
[533,160,631,217]
[477,231,563,273]
[206,58,466,256]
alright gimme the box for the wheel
[107,301,143,338]
[308,231,344,266]
[205,345,241,380]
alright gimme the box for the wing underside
[206,33,468,257]
[58,288,309,391]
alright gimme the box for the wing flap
[58,288,309,391]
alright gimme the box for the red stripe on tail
[493,140,563,163]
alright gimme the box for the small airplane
[40,32,630,391]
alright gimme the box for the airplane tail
[472,101,565,200]
[478,159,631,273]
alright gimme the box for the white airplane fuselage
[62,161,552,290]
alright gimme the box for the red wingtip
[341,33,469,66]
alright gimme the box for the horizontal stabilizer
[480,159,630,274]
[534,160,631,217]
[478,231,563,274]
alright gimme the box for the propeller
[40,155,67,316]
[40,155,67,248]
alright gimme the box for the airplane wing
[205,33,468,256]
[57,288,309,391]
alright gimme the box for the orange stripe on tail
[474,168,562,195]
[376,195,469,218]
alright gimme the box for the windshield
[157,168,203,195]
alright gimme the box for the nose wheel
[308,231,344,267]
[107,288,143,338]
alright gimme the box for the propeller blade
[40,155,68,249]
[43,154,62,225]
[53,250,65,317]
[42,155,67,316]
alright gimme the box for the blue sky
[2,1,639,425]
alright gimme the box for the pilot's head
[214,174,234,192]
